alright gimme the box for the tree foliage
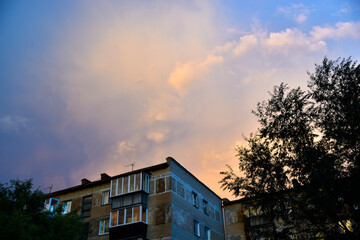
[220,57,360,239]
[0,179,87,240]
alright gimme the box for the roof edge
[166,156,222,200]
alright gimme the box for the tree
[0,179,87,240]
[220,57,360,239]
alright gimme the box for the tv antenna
[126,162,135,171]
[46,184,53,193]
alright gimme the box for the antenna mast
[46,184,53,193]
[126,162,135,171]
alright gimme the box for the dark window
[156,178,165,193]
[203,200,209,215]
[125,207,132,223]
[118,208,125,225]
[82,195,92,217]
[192,192,199,208]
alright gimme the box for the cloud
[311,21,360,40]
[146,93,182,123]
[40,16,357,198]
[227,27,327,58]
[117,141,135,154]
[2,0,359,200]
[168,54,224,95]
[233,35,258,56]
[49,0,228,181]
[0,115,30,134]
[214,41,237,53]
[264,28,326,54]
[146,130,168,143]
[277,3,311,23]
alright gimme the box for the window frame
[61,200,72,214]
[192,192,199,208]
[102,190,110,205]
[110,205,148,227]
[205,226,211,240]
[45,198,59,212]
[98,218,109,235]
[111,172,150,197]
[194,219,200,237]
[203,199,209,215]
[81,195,92,218]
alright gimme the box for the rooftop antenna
[46,184,53,194]
[126,162,135,171]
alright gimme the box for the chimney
[222,198,230,205]
[81,178,91,185]
[101,173,110,180]
[166,156,175,164]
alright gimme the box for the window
[133,206,140,222]
[117,177,123,195]
[110,205,148,227]
[143,173,150,193]
[129,175,135,192]
[244,205,262,217]
[102,191,110,205]
[192,192,199,208]
[111,178,117,197]
[123,176,129,194]
[45,198,59,212]
[142,205,147,223]
[82,196,92,217]
[203,200,209,215]
[118,209,125,225]
[205,226,211,240]
[111,210,118,226]
[111,173,150,197]
[99,219,109,235]
[194,220,200,237]
[125,207,132,223]
[62,200,72,214]
[135,173,141,191]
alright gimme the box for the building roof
[47,156,223,200]
[166,156,222,200]
[46,161,169,197]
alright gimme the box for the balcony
[109,221,147,240]
[109,205,148,240]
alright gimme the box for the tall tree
[220,57,360,239]
[0,179,87,240]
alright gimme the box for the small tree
[0,179,87,240]
[220,57,360,239]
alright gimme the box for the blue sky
[1,0,359,199]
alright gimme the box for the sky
[1,0,360,200]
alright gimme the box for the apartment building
[223,198,272,240]
[46,157,225,240]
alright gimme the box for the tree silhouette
[221,57,360,239]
